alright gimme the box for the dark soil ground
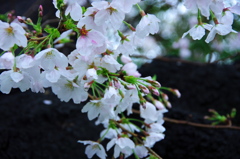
[1,58,240,159]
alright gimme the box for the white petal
[10,72,23,83]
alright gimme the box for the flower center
[5,27,14,35]
[80,26,88,36]
[45,51,54,58]
[65,81,74,91]
[107,7,117,15]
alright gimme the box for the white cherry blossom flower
[134,145,148,158]
[136,14,160,38]
[82,99,116,121]
[205,11,237,43]
[95,55,122,73]
[140,102,161,123]
[76,27,106,55]
[0,70,31,94]
[92,1,125,30]
[144,132,165,148]
[50,76,88,104]
[77,7,106,33]
[34,48,68,71]
[182,23,212,40]
[78,140,107,159]
[107,137,135,158]
[0,21,27,51]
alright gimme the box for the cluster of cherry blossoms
[182,0,240,43]
[0,0,182,158]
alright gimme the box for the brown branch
[41,19,59,27]
[163,117,240,130]
[132,109,240,130]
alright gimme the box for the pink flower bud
[17,16,25,23]
[39,11,43,17]
[39,5,43,12]
[162,93,169,100]
[139,85,150,94]
[126,84,136,90]
[166,101,172,108]
[113,79,121,89]
[148,86,159,96]
[146,80,161,87]
[141,102,147,109]
[121,55,132,64]
[171,89,181,98]
[153,100,165,110]
[84,81,94,90]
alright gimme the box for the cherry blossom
[182,23,212,40]
[0,21,27,51]
[92,0,125,30]
[136,14,160,38]
[107,136,135,158]
[78,141,107,159]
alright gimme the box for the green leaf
[230,108,237,118]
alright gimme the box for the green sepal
[44,27,60,39]
[124,76,138,84]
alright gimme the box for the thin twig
[41,19,59,27]
[132,109,240,130]
[163,117,240,130]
